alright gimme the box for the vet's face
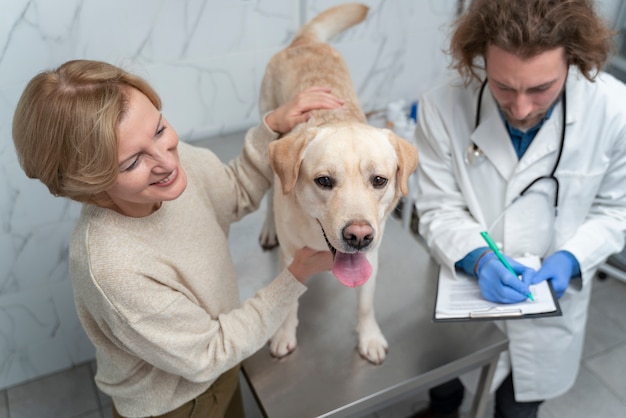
[486,45,567,131]
[294,124,400,253]
[106,87,187,217]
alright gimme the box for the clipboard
[433,257,562,322]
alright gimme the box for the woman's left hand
[265,86,345,134]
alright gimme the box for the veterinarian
[12,59,344,418]
[412,0,626,417]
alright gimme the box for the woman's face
[105,87,187,217]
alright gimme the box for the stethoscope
[465,79,566,212]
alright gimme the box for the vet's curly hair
[449,0,615,84]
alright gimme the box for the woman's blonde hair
[449,0,615,84]
[12,60,161,204]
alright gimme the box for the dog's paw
[259,229,279,250]
[358,332,388,365]
[269,331,298,358]
[259,216,279,250]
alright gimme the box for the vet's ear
[386,130,419,196]
[269,127,315,194]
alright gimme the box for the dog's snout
[342,222,374,250]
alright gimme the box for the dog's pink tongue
[332,251,372,287]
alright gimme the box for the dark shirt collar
[499,103,557,159]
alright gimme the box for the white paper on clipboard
[434,255,561,321]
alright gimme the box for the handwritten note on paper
[434,256,560,321]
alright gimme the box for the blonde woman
[12,59,344,418]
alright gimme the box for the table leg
[470,355,499,418]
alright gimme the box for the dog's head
[269,122,418,287]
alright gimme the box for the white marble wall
[0,0,459,390]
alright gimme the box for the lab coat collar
[470,68,582,179]
[516,67,582,173]
[564,66,584,126]
[470,87,518,180]
[514,112,559,174]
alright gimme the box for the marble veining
[0,0,459,389]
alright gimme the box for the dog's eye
[371,176,388,188]
[315,176,334,189]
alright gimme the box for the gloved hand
[530,251,578,298]
[476,252,536,303]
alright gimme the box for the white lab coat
[415,68,626,401]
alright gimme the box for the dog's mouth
[318,220,372,288]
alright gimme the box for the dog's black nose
[342,223,374,250]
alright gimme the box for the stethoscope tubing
[470,78,566,210]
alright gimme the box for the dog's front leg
[356,267,388,365]
[259,187,279,250]
[269,301,299,357]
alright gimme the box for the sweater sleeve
[184,120,279,227]
[98,265,305,383]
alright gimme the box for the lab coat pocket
[555,169,605,232]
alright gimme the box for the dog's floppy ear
[269,127,316,194]
[386,130,419,196]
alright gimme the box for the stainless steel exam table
[232,217,508,418]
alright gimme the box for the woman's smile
[152,168,178,186]
[105,87,187,217]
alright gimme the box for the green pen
[479,231,535,302]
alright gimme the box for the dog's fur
[258,3,418,365]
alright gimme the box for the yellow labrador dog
[259,3,418,365]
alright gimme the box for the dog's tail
[290,3,369,47]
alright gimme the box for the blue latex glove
[476,252,536,303]
[530,251,578,298]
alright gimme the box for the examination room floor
[2,132,625,418]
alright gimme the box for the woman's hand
[265,86,345,134]
[288,247,334,284]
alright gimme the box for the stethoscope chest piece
[465,142,486,165]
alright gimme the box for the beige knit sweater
[69,124,306,417]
